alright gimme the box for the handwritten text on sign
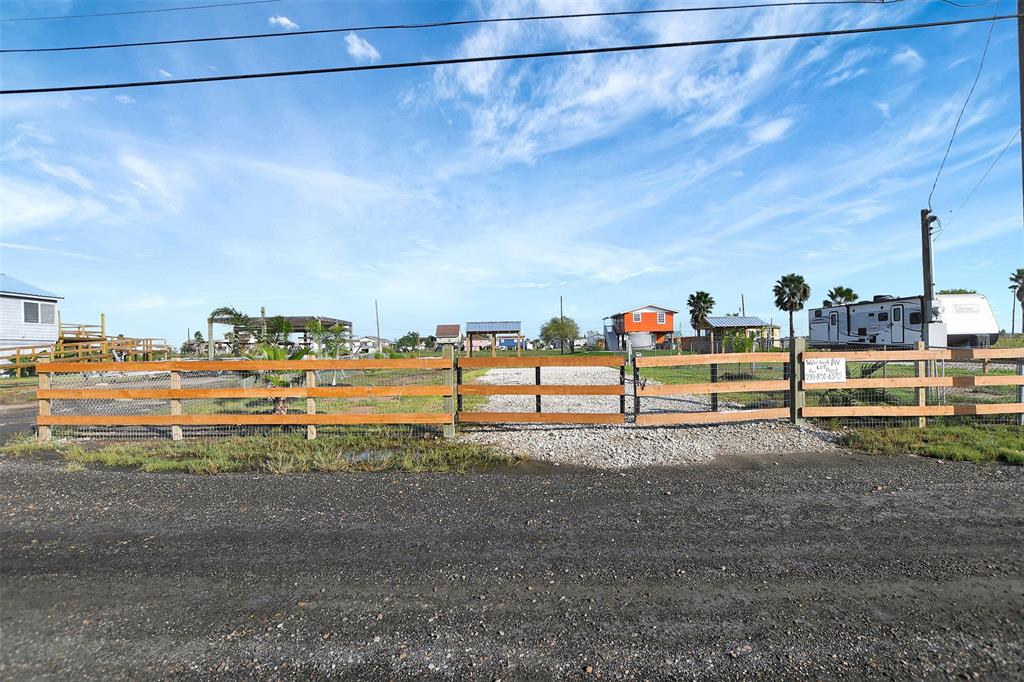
[804,358,846,384]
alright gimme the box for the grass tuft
[841,425,1024,465]
[0,432,516,474]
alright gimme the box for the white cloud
[115,95,135,104]
[158,69,173,79]
[891,47,925,71]
[873,101,891,118]
[345,32,380,63]
[0,177,107,234]
[748,118,794,144]
[268,15,298,31]
[0,241,104,261]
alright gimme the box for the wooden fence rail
[32,347,1024,440]
[457,355,626,425]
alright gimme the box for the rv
[808,293,999,348]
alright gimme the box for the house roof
[466,321,522,334]
[613,304,678,316]
[435,324,461,337]
[703,316,777,329]
[0,273,62,300]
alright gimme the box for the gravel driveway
[2,452,1022,680]
[460,367,837,467]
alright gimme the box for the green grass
[841,425,1024,465]
[0,432,517,474]
[993,335,1024,349]
[0,377,37,406]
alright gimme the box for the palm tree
[208,306,251,357]
[774,273,811,343]
[1010,268,1024,335]
[249,343,308,414]
[687,291,715,336]
[826,286,858,306]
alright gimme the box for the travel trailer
[808,293,999,348]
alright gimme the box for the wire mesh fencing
[41,356,454,441]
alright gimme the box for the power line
[942,127,1021,230]
[0,0,283,23]
[0,0,898,54]
[2,13,1017,95]
[926,0,999,210]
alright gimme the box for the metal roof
[465,321,522,334]
[435,324,461,337]
[0,273,62,300]
[703,316,775,328]
[613,304,678,316]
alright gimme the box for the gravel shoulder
[1,452,1022,680]
[460,366,838,467]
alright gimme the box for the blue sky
[1,0,1022,343]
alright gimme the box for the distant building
[697,316,781,351]
[465,321,523,357]
[435,324,461,346]
[0,273,62,347]
[604,305,677,351]
[355,335,392,354]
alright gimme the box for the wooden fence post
[37,357,51,442]
[915,341,927,428]
[1017,354,1024,427]
[305,355,317,440]
[633,361,641,418]
[443,346,455,439]
[170,370,183,441]
[790,338,806,426]
[15,347,22,379]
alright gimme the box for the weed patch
[841,425,1024,465]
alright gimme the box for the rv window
[877,312,889,322]
[23,301,40,324]
[857,327,867,336]
[892,307,902,322]
[814,310,822,318]
[909,312,922,325]
[829,312,838,325]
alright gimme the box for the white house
[0,274,62,348]
[355,335,392,354]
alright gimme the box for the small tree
[208,306,251,356]
[826,286,858,306]
[686,291,715,335]
[540,316,580,352]
[773,273,811,344]
[396,331,421,351]
[248,343,308,414]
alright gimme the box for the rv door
[891,305,904,344]
[828,311,839,342]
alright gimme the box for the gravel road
[460,367,837,467]
[1,452,1022,680]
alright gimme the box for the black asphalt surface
[1,450,1022,680]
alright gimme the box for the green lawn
[841,425,1024,464]
[0,377,37,406]
[1,432,514,474]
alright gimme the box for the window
[892,307,902,322]
[632,312,641,323]
[656,312,666,325]
[857,327,867,336]
[22,301,55,325]
[23,301,39,324]
[814,310,822,318]
[829,312,838,326]
[877,312,889,322]
[909,312,922,325]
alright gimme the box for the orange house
[605,305,677,350]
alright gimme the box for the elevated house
[604,305,677,351]
[0,273,62,348]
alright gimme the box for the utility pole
[559,295,565,355]
[741,294,746,317]
[1018,0,1024,221]
[921,209,938,347]
[374,299,381,353]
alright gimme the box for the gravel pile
[460,366,839,467]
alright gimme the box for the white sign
[804,357,846,384]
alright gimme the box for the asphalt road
[1,451,1022,680]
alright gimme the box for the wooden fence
[32,347,1024,440]
[35,357,453,441]
[634,351,791,426]
[457,355,626,424]
[3,337,172,377]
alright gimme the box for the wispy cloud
[158,69,173,79]
[0,242,105,261]
[268,15,298,31]
[115,95,135,104]
[873,101,891,118]
[891,47,925,71]
[345,32,380,63]
[749,118,794,144]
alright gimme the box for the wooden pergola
[464,321,523,357]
